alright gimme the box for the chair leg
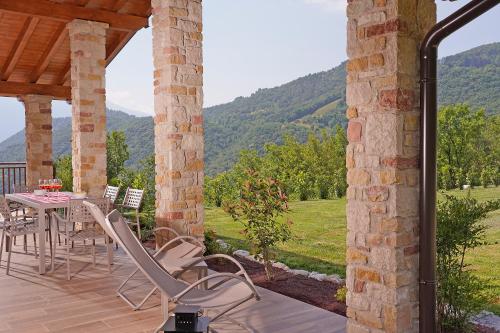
[13,235,16,246]
[66,240,71,280]
[105,236,113,272]
[91,242,96,268]
[48,229,53,266]
[23,235,27,253]
[0,228,5,267]
[6,236,13,275]
[51,233,57,273]
[33,234,38,258]
[136,213,141,240]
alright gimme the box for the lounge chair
[85,197,209,310]
[103,209,260,331]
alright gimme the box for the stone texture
[68,19,108,197]
[22,95,53,186]
[345,0,436,331]
[152,0,204,245]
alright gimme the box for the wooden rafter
[0,81,71,100]
[57,62,71,86]
[1,17,40,81]
[30,24,67,83]
[0,0,148,32]
[106,31,136,65]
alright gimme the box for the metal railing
[0,162,26,195]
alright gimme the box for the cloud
[303,0,346,12]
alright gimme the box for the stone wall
[345,0,436,332]
[22,95,53,186]
[151,0,204,244]
[68,19,108,197]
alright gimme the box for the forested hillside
[0,43,498,175]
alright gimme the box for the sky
[0,0,499,142]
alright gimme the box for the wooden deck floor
[0,239,346,333]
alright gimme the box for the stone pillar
[22,95,53,187]
[68,19,108,197]
[345,1,436,332]
[152,0,204,244]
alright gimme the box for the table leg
[5,235,10,252]
[38,208,46,274]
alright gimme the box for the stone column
[68,19,108,197]
[345,1,436,332]
[152,0,204,245]
[22,95,53,187]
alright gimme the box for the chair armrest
[51,211,70,232]
[172,272,260,303]
[178,254,246,276]
[154,226,180,238]
[155,235,206,257]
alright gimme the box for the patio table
[5,192,73,274]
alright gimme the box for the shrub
[225,169,292,280]
[436,194,499,332]
[335,286,347,303]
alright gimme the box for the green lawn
[205,187,500,312]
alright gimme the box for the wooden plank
[0,81,70,100]
[1,17,40,81]
[30,23,67,83]
[0,0,149,32]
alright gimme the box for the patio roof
[0,0,151,100]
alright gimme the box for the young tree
[107,131,130,182]
[436,194,499,332]
[225,169,292,280]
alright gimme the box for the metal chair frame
[51,198,112,280]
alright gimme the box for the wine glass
[54,179,62,196]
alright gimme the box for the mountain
[0,110,153,168]
[0,43,499,175]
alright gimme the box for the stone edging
[215,239,344,284]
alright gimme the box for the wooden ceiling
[0,0,151,100]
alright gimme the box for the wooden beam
[0,81,71,100]
[106,31,136,65]
[0,0,149,32]
[1,17,40,81]
[30,24,67,83]
[112,0,128,12]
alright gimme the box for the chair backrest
[67,198,110,224]
[12,184,36,193]
[103,185,120,204]
[83,201,115,240]
[122,188,144,210]
[105,210,187,297]
[0,196,11,225]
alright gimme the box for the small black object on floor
[163,305,210,333]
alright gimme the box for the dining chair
[117,188,144,240]
[51,198,113,280]
[103,185,121,205]
[0,196,53,275]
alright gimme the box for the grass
[205,186,500,313]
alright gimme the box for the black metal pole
[419,1,499,332]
